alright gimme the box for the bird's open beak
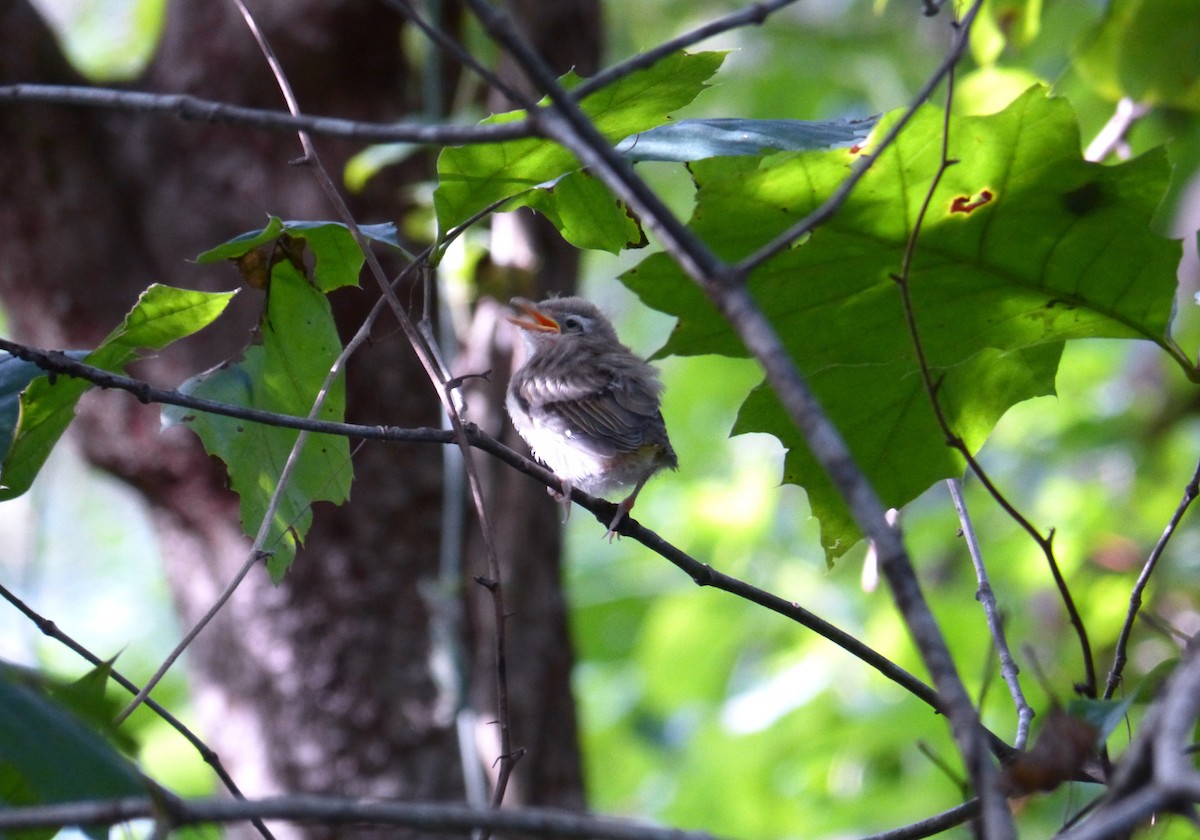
[507,297,560,333]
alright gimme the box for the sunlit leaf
[0,286,235,500]
[434,51,725,247]
[624,87,1182,560]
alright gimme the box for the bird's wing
[521,365,665,457]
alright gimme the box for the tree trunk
[0,0,598,834]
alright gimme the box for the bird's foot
[547,479,573,523]
[603,497,635,543]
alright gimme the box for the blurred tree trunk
[0,0,599,835]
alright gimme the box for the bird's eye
[562,315,584,333]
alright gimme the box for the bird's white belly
[507,392,623,496]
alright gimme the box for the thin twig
[1103,456,1200,700]
[382,0,531,108]
[114,549,263,724]
[1084,98,1150,163]
[734,0,983,274]
[886,21,1097,701]
[571,0,801,100]
[947,478,1033,748]
[0,84,533,144]
[856,800,979,840]
[229,0,522,809]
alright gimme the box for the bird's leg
[603,478,649,542]
[547,477,573,523]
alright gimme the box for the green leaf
[198,216,408,291]
[433,51,725,242]
[1066,695,1138,745]
[0,352,88,458]
[163,262,351,581]
[623,87,1181,560]
[0,285,236,500]
[0,663,147,812]
[615,116,879,162]
[524,171,648,253]
[1075,0,1200,110]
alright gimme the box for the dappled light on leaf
[624,87,1183,560]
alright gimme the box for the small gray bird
[506,296,677,538]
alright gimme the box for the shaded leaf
[198,217,409,291]
[623,87,1182,560]
[0,351,88,457]
[0,286,235,500]
[0,663,147,813]
[163,261,351,581]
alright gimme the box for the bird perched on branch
[506,296,677,539]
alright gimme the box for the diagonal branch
[947,478,1033,749]
[0,581,275,840]
[1103,456,1200,699]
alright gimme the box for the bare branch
[572,0,801,100]
[0,581,276,840]
[0,336,1024,759]
[857,800,979,840]
[0,795,727,840]
[1085,98,1150,163]
[1104,457,1200,700]
[0,83,534,144]
[948,479,1033,749]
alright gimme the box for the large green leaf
[0,663,147,830]
[0,285,235,500]
[433,51,725,252]
[623,87,1182,560]
[163,260,351,581]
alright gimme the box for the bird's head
[507,296,619,351]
